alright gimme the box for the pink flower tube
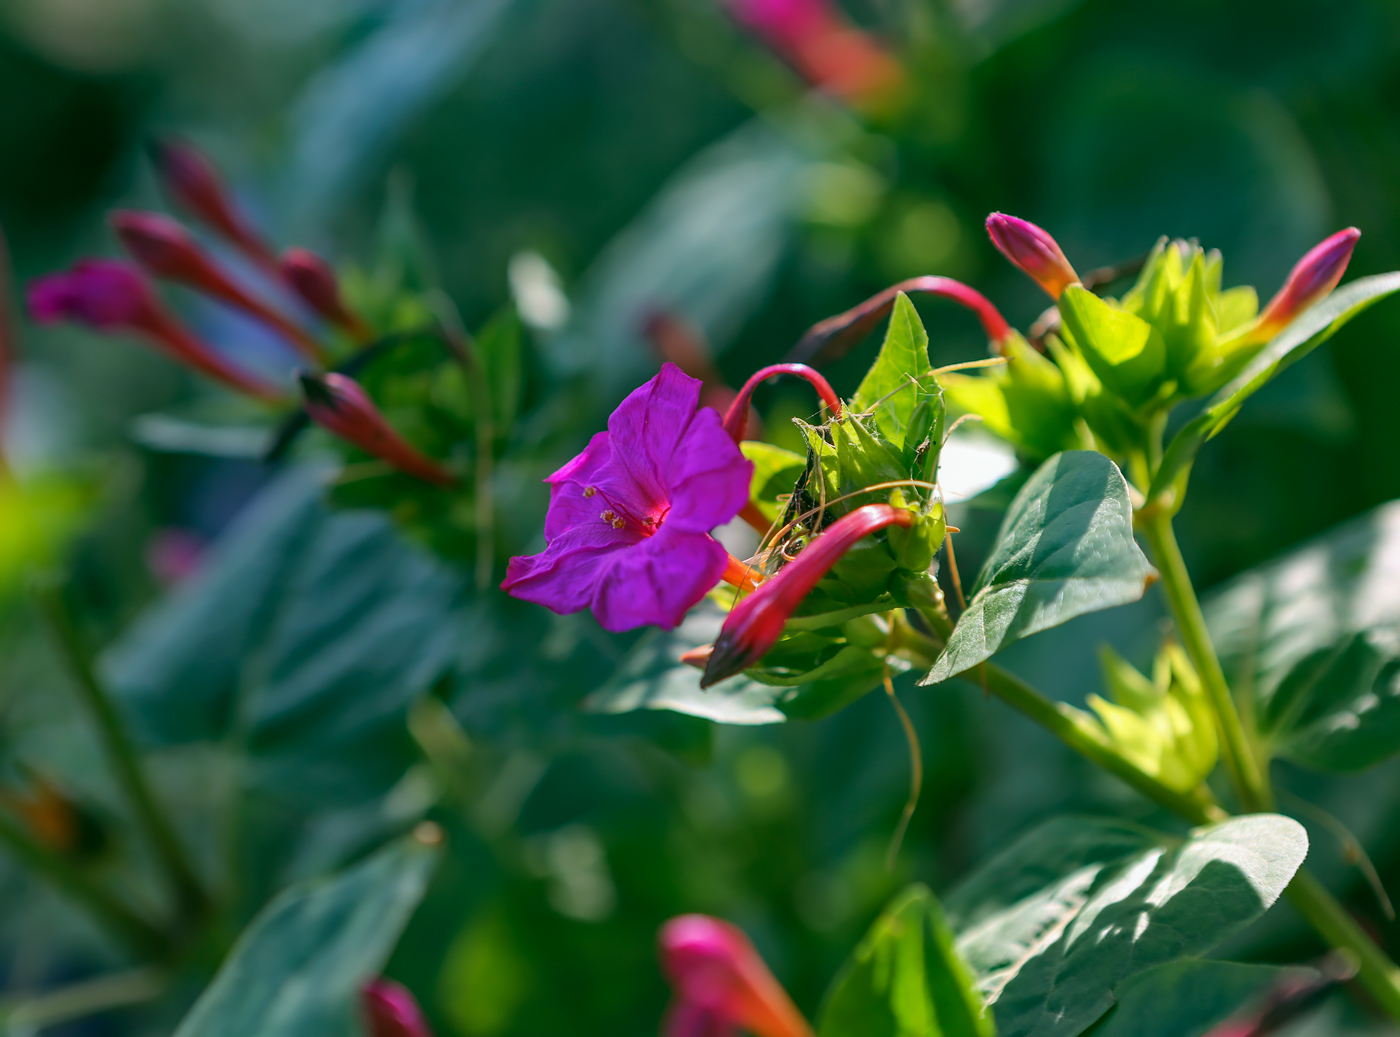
[659,915,814,1037]
[361,979,436,1037]
[985,213,1079,300]
[722,364,841,442]
[300,372,455,486]
[1254,227,1360,340]
[702,503,913,686]
[280,247,373,341]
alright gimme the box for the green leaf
[851,292,936,452]
[1057,287,1167,407]
[475,305,524,440]
[173,832,440,1037]
[921,452,1154,684]
[1151,271,1400,501]
[1095,960,1308,1037]
[1205,500,1400,772]
[946,815,1307,1037]
[584,604,788,725]
[820,884,994,1037]
[102,469,469,806]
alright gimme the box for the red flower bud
[787,276,1011,365]
[723,364,841,442]
[659,915,814,1037]
[361,979,435,1037]
[1255,227,1360,340]
[702,503,912,686]
[985,213,1079,300]
[300,372,455,486]
[279,248,373,340]
[27,259,282,401]
[111,211,324,362]
[147,137,278,273]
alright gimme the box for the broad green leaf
[1205,499,1400,772]
[742,440,806,525]
[1095,960,1307,1037]
[820,884,994,1037]
[584,604,788,725]
[103,469,469,806]
[1057,287,1166,406]
[946,815,1307,1037]
[1257,630,1400,772]
[921,452,1154,684]
[1151,271,1400,501]
[173,832,440,1037]
[851,293,936,452]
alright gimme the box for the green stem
[0,968,166,1030]
[1286,867,1400,1018]
[38,584,209,921]
[1137,511,1273,812]
[906,610,1223,824]
[0,810,168,958]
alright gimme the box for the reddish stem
[723,363,841,442]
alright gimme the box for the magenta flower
[1254,227,1360,340]
[502,363,752,632]
[985,213,1080,300]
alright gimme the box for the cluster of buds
[726,0,905,110]
[27,138,453,489]
[660,915,814,1037]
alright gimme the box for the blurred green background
[5,0,1400,1033]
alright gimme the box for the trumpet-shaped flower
[28,259,281,400]
[502,363,752,633]
[702,504,913,686]
[985,213,1079,300]
[1254,227,1360,340]
[300,373,455,486]
[111,210,322,361]
[659,915,814,1037]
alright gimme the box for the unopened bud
[702,504,912,686]
[985,213,1079,300]
[1255,227,1360,340]
[788,276,1011,365]
[723,364,841,442]
[659,915,814,1037]
[27,259,282,400]
[279,248,372,340]
[111,211,323,362]
[361,979,435,1037]
[299,372,455,486]
[147,137,278,272]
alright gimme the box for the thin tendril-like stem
[944,531,967,613]
[883,663,922,872]
[1280,790,1395,921]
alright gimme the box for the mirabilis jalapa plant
[23,135,1400,1036]
[499,212,1400,1032]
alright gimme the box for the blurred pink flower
[362,979,435,1037]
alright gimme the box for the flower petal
[590,525,727,632]
[665,406,753,533]
[607,362,702,506]
[501,523,639,615]
[544,430,613,539]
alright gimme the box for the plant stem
[0,968,166,1030]
[1286,867,1400,1019]
[0,811,168,958]
[1137,511,1273,812]
[905,610,1223,824]
[37,583,209,921]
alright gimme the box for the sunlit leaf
[922,452,1153,684]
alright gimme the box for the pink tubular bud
[27,259,282,401]
[985,213,1079,300]
[1255,227,1360,340]
[111,211,324,362]
[787,276,1011,366]
[361,979,435,1037]
[279,248,373,340]
[659,915,814,1037]
[300,372,455,486]
[147,137,279,273]
[723,364,841,442]
[702,504,913,686]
